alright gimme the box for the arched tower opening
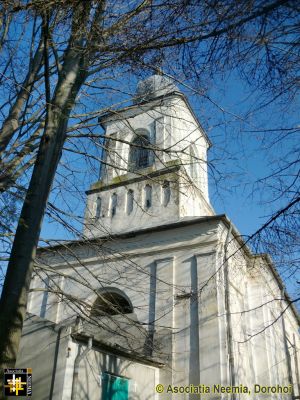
[129,131,152,171]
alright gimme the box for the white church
[17,76,300,400]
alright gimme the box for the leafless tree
[0,0,299,380]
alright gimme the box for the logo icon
[4,368,32,397]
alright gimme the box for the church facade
[17,76,300,400]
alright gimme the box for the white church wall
[247,255,300,397]
[31,220,223,388]
[26,217,300,399]
[178,172,214,219]
[216,222,300,396]
[224,235,253,388]
[76,349,158,400]
[167,96,209,200]
[27,271,61,322]
[28,273,45,318]
[286,317,300,398]
[229,269,254,389]
[16,314,159,400]
[196,251,224,386]
[16,315,72,400]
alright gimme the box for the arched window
[111,193,117,217]
[95,196,102,218]
[127,189,134,215]
[162,181,171,207]
[129,134,152,171]
[91,291,133,317]
[145,184,152,208]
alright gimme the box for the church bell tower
[84,75,214,238]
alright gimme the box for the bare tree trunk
[0,39,87,379]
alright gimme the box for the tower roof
[134,75,178,103]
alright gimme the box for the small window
[145,184,152,209]
[95,197,102,218]
[127,190,134,215]
[111,193,117,217]
[162,181,171,207]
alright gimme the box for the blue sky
[40,70,298,240]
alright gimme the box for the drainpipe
[223,223,236,398]
[71,337,93,400]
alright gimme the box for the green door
[102,373,129,400]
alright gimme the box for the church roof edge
[37,214,226,253]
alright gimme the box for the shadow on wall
[144,262,156,356]
[76,353,156,400]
